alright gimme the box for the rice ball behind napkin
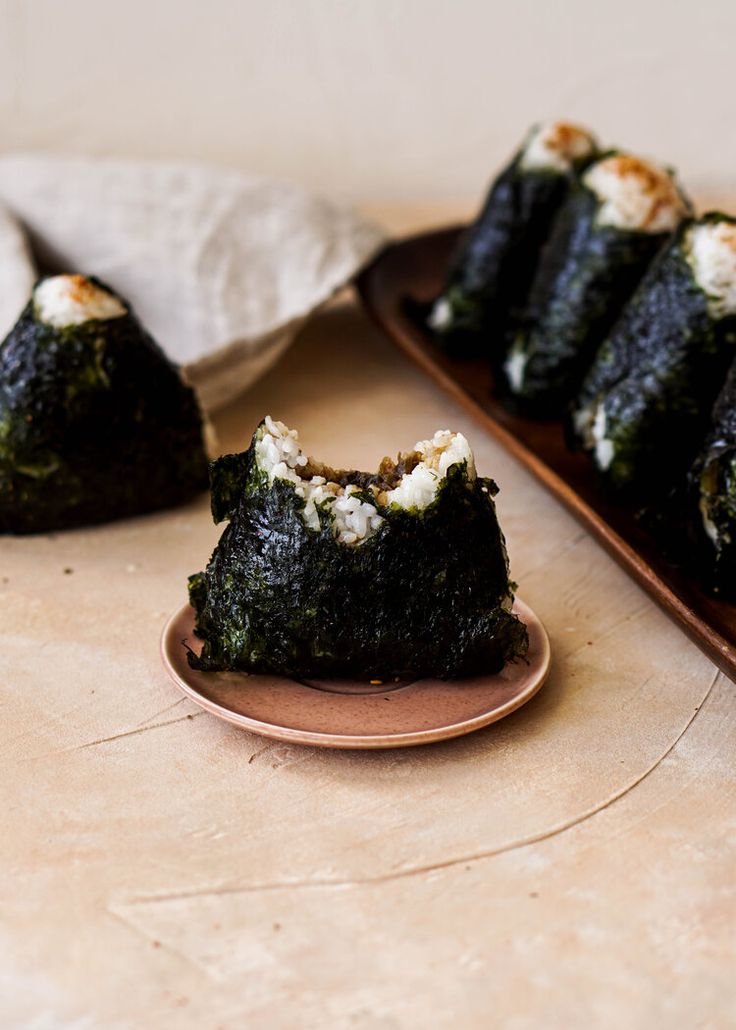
[0,155,385,411]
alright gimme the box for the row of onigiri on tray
[427,122,736,596]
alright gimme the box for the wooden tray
[357,226,736,683]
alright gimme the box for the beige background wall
[0,0,733,205]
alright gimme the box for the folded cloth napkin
[0,155,385,410]
[0,201,36,338]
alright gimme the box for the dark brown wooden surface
[357,226,736,684]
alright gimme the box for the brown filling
[296,450,424,493]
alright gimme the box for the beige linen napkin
[0,201,36,338]
[0,155,385,410]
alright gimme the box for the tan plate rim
[159,598,551,749]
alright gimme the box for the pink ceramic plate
[160,599,550,749]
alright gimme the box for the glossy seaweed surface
[0,288,208,533]
[574,224,736,504]
[509,187,671,413]
[189,433,529,680]
[433,158,577,356]
[687,358,736,595]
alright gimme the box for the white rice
[590,402,614,470]
[686,219,736,319]
[699,495,719,546]
[520,121,597,174]
[503,337,529,392]
[583,155,686,233]
[573,399,614,470]
[383,429,475,509]
[34,275,127,327]
[427,296,452,332]
[255,417,475,546]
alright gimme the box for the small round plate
[160,600,550,749]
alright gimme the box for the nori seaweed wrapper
[189,421,529,680]
[571,216,736,505]
[684,357,736,595]
[505,177,684,415]
[0,276,209,533]
[428,125,598,359]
